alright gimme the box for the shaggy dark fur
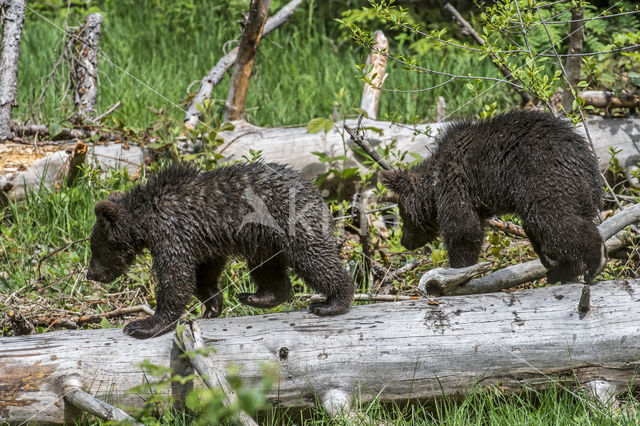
[87,162,355,338]
[380,110,606,284]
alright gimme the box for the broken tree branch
[60,376,142,425]
[344,115,394,170]
[0,0,26,141]
[223,0,271,122]
[360,30,389,120]
[184,0,302,129]
[176,322,259,426]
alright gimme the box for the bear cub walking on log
[380,110,606,287]
[87,162,355,339]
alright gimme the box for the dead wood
[444,2,533,106]
[487,218,527,238]
[176,322,259,426]
[579,91,640,110]
[60,376,142,425]
[2,280,640,423]
[0,0,26,140]
[561,6,585,112]
[436,96,446,122]
[72,13,103,122]
[430,203,640,296]
[344,115,394,171]
[28,305,155,331]
[360,30,389,120]
[184,0,302,129]
[66,141,87,186]
[353,192,373,289]
[223,0,271,122]
[418,262,492,295]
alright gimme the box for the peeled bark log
[72,13,103,121]
[0,0,26,141]
[223,0,271,122]
[212,115,640,183]
[360,31,388,120]
[1,279,639,423]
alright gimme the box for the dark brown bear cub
[87,162,354,339]
[380,110,605,286]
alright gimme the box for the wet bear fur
[380,110,606,284]
[87,162,355,338]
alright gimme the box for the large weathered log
[184,0,302,129]
[223,0,271,122]
[6,142,147,200]
[0,0,26,141]
[214,115,640,183]
[1,279,639,423]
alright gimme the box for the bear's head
[379,169,438,250]
[86,192,137,283]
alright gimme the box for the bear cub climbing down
[87,162,355,339]
[380,110,606,288]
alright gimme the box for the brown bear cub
[87,162,355,338]
[380,110,606,286]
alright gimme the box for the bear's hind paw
[123,317,174,339]
[309,301,349,316]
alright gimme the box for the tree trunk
[1,279,639,423]
[360,31,389,120]
[223,0,272,122]
[72,13,103,122]
[561,6,585,112]
[184,0,301,130]
[0,0,26,141]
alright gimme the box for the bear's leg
[523,216,604,284]
[438,203,484,268]
[289,245,354,316]
[238,256,292,308]
[123,260,196,339]
[195,258,226,319]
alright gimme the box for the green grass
[17,0,512,131]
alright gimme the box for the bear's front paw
[309,301,349,316]
[123,317,174,339]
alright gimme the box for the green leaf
[307,117,334,134]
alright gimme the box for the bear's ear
[107,191,124,202]
[379,170,412,194]
[94,200,124,225]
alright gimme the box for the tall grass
[16,0,509,130]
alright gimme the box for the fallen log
[420,202,640,296]
[1,279,639,423]
[211,115,640,184]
